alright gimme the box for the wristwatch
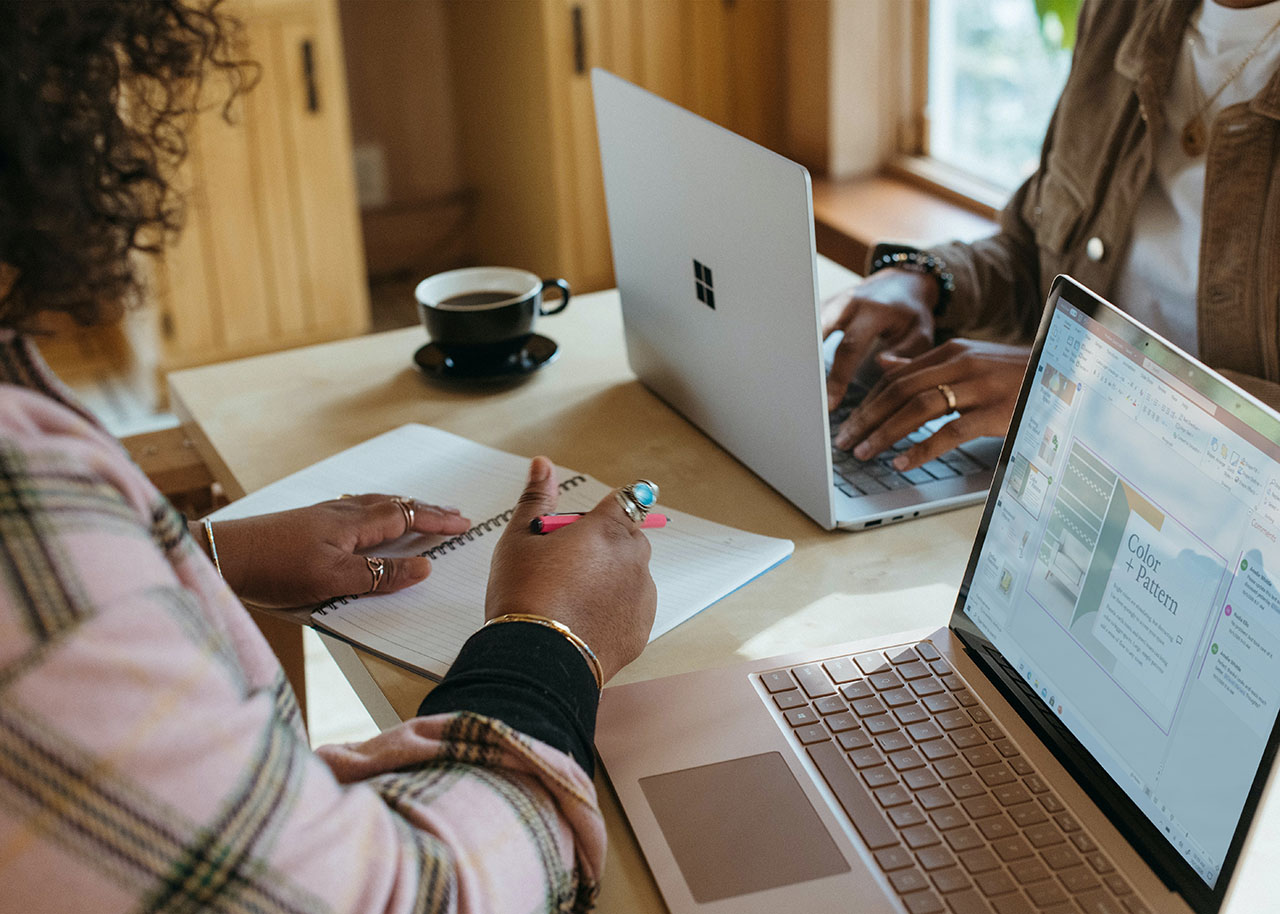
[868,242,955,318]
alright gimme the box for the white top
[1113,0,1280,357]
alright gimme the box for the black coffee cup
[415,266,570,366]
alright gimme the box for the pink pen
[531,512,669,533]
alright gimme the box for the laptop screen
[952,277,1280,910]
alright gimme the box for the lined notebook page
[211,424,794,679]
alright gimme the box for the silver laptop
[597,274,1280,914]
[592,69,1000,531]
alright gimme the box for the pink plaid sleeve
[0,385,605,914]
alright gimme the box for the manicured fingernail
[893,455,908,470]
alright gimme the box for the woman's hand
[199,495,472,608]
[822,268,940,410]
[486,457,657,683]
[833,338,1031,470]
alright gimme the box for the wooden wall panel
[725,1,787,152]
[245,15,308,337]
[338,0,462,204]
[555,0,614,291]
[277,9,370,335]
[157,162,219,356]
[784,0,831,175]
[445,1,564,279]
[188,98,274,350]
[637,1,684,102]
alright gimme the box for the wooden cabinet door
[541,0,620,294]
[154,0,368,370]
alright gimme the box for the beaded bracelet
[868,243,955,318]
[484,613,605,690]
[202,517,224,579]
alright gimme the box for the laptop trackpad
[639,752,849,902]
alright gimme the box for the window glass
[927,0,1075,193]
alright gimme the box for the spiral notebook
[210,424,794,679]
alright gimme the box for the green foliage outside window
[1033,0,1083,51]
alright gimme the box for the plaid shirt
[0,332,603,913]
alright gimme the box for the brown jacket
[929,0,1280,406]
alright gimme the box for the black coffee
[440,291,517,308]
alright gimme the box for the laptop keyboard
[829,393,988,499]
[759,642,1150,914]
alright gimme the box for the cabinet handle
[571,6,585,75]
[301,39,319,112]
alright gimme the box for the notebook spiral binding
[421,473,588,559]
[316,474,588,614]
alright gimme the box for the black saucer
[413,334,559,384]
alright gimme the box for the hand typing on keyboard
[821,269,940,412]
[830,339,1030,471]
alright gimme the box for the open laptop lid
[591,68,836,528]
[950,275,1280,913]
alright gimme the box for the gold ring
[394,498,415,535]
[937,383,958,411]
[365,556,387,593]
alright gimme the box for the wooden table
[167,260,1279,912]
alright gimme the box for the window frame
[837,0,1054,220]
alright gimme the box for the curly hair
[0,0,252,328]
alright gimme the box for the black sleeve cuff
[417,621,600,776]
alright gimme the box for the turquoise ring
[616,479,660,522]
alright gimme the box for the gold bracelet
[484,613,604,690]
[202,517,224,580]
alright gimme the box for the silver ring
[394,498,415,535]
[616,479,659,522]
[365,556,387,593]
[615,491,642,523]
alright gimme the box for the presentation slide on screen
[968,307,1280,881]
[1026,444,1227,730]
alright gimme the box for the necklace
[1181,17,1280,157]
